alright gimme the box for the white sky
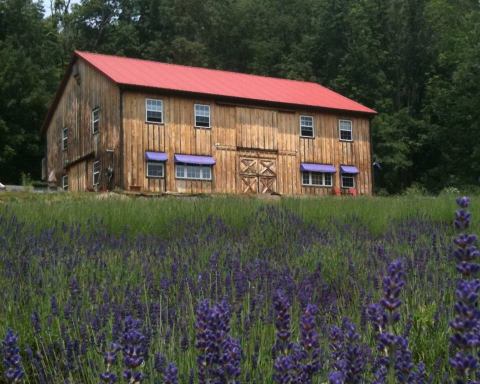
[40,0,81,17]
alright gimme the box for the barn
[41,51,376,195]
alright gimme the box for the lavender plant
[296,304,321,383]
[2,329,24,383]
[367,259,426,383]
[100,343,120,383]
[449,196,480,383]
[195,299,241,383]
[0,196,471,382]
[122,316,147,384]
[272,290,293,383]
[329,318,368,384]
[163,362,179,384]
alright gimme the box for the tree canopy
[0,0,479,193]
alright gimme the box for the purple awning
[145,151,168,161]
[340,165,359,174]
[300,163,336,173]
[174,154,216,165]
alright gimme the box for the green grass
[1,192,475,235]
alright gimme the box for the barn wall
[45,58,121,191]
[122,91,373,195]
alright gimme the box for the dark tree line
[0,0,479,193]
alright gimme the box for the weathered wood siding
[122,92,372,195]
[45,58,121,191]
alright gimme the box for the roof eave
[118,83,377,117]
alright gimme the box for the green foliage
[0,0,478,191]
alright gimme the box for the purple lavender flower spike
[154,352,166,374]
[273,355,294,384]
[163,362,179,384]
[299,304,321,381]
[329,370,345,384]
[457,196,470,209]
[2,329,24,383]
[195,299,241,384]
[99,343,120,383]
[450,197,480,383]
[273,290,292,356]
[99,372,117,383]
[367,260,420,382]
[272,290,294,383]
[121,316,146,383]
[329,318,368,384]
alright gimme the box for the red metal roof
[75,51,376,115]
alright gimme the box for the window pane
[301,116,313,126]
[146,99,163,122]
[302,172,310,185]
[195,104,210,127]
[301,127,313,137]
[176,165,185,178]
[342,175,354,188]
[92,109,100,134]
[62,128,68,150]
[147,111,163,123]
[300,116,314,137]
[62,176,68,190]
[339,120,352,140]
[201,167,211,180]
[324,173,333,186]
[147,99,162,111]
[147,162,163,177]
[195,115,210,127]
[340,129,352,141]
[311,173,323,185]
[339,120,352,130]
[187,166,200,179]
[93,161,100,185]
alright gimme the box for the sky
[41,0,81,17]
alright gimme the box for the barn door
[258,159,276,193]
[239,156,277,194]
[239,157,258,193]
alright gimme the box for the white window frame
[339,119,353,142]
[62,175,68,191]
[93,161,101,186]
[194,104,211,128]
[146,99,164,124]
[92,108,100,135]
[341,174,355,188]
[175,164,212,180]
[300,115,314,138]
[62,127,68,151]
[146,161,165,178]
[301,172,333,187]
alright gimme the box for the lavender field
[0,194,478,383]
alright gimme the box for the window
[302,172,333,187]
[146,99,163,123]
[62,128,68,151]
[341,174,355,188]
[300,115,314,138]
[93,161,101,186]
[92,108,100,135]
[175,164,212,180]
[339,120,353,141]
[62,175,68,191]
[194,104,211,128]
[146,162,164,178]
